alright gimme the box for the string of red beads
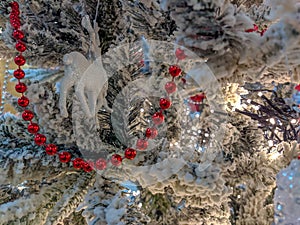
[9,1,93,173]
[9,1,189,171]
[109,47,186,167]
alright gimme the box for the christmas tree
[0,0,300,224]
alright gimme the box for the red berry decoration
[82,161,93,172]
[136,139,148,151]
[13,30,24,40]
[165,81,177,94]
[152,112,164,125]
[45,144,58,155]
[18,96,29,107]
[111,154,122,166]
[124,148,137,160]
[95,158,107,170]
[14,55,26,66]
[169,65,182,77]
[15,82,27,93]
[27,123,39,134]
[16,41,26,52]
[73,158,84,169]
[298,154,300,160]
[175,48,186,60]
[160,98,171,110]
[13,69,25,79]
[59,152,71,163]
[22,110,34,121]
[145,127,158,139]
[34,133,46,146]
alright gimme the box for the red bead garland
[8,1,187,172]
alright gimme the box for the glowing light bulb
[258,92,263,97]
[291,119,297,124]
[268,140,274,147]
[270,118,276,125]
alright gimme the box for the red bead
[165,81,177,94]
[86,160,95,169]
[175,48,186,60]
[15,82,27,93]
[95,158,107,170]
[13,30,24,40]
[10,2,19,10]
[169,65,182,77]
[34,134,46,146]
[295,85,300,92]
[45,144,58,155]
[11,20,21,29]
[18,96,29,107]
[14,55,26,66]
[136,139,148,151]
[10,13,19,22]
[73,158,84,169]
[22,110,34,121]
[13,69,25,79]
[111,154,122,166]
[16,41,26,52]
[124,148,137,160]
[28,123,39,134]
[152,112,164,125]
[190,94,205,102]
[181,78,186,84]
[160,98,171,110]
[82,161,93,172]
[59,152,71,163]
[145,127,158,139]
[298,154,300,160]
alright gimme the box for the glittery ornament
[111,154,122,166]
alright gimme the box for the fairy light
[270,118,276,125]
